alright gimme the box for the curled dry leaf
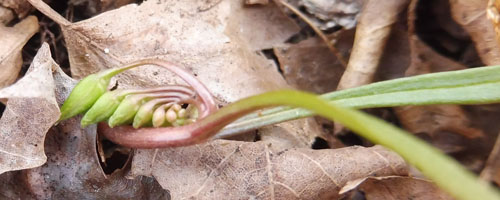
[336,0,410,91]
[130,141,408,199]
[0,43,59,174]
[0,6,14,24]
[0,15,38,88]
[480,131,500,185]
[340,176,453,200]
[450,0,500,65]
[0,0,31,18]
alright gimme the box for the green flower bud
[171,103,182,112]
[59,67,129,121]
[172,118,185,126]
[108,94,149,128]
[80,89,130,127]
[152,105,168,127]
[177,108,187,118]
[185,104,199,119]
[165,107,177,123]
[133,98,176,128]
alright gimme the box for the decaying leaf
[0,15,38,88]
[229,0,301,50]
[0,6,14,24]
[450,0,500,65]
[0,0,31,18]
[273,31,353,94]
[0,43,59,174]
[130,141,408,199]
[23,117,168,199]
[340,176,453,200]
[68,0,137,17]
[394,3,484,141]
[0,171,35,199]
[9,44,169,199]
[481,131,500,185]
[29,0,337,148]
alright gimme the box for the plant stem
[99,90,500,200]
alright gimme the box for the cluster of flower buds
[59,59,217,130]
[78,85,201,128]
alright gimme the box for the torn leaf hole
[0,103,5,118]
[337,132,364,146]
[253,131,261,142]
[261,49,283,75]
[96,133,131,174]
[311,137,330,149]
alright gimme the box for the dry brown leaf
[0,171,35,199]
[29,0,336,147]
[230,1,301,50]
[257,117,343,150]
[245,0,269,5]
[0,6,14,24]
[341,176,453,200]
[450,0,500,65]
[8,44,169,199]
[394,3,484,141]
[130,142,408,199]
[273,30,353,94]
[0,0,31,18]
[23,117,168,199]
[480,131,500,185]
[336,0,410,91]
[0,15,38,88]
[0,43,59,174]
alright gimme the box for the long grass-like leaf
[218,66,500,138]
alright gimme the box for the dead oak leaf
[0,43,59,174]
[340,176,453,200]
[131,141,408,199]
[29,0,336,148]
[8,44,170,199]
[0,15,38,88]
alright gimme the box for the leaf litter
[0,0,500,199]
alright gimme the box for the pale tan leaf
[0,15,38,88]
[0,0,31,18]
[450,0,500,65]
[480,131,500,185]
[0,43,59,174]
[342,176,453,200]
[29,0,332,147]
[273,31,353,94]
[130,142,408,199]
[394,9,484,141]
[0,6,14,24]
